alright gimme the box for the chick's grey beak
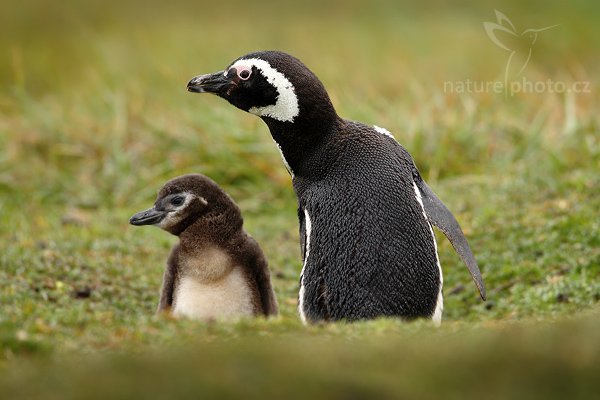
[187,71,228,94]
[129,208,167,226]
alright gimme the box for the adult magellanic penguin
[186,51,486,324]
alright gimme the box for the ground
[0,0,598,398]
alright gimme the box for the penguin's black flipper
[245,236,280,316]
[415,178,487,301]
[157,245,179,313]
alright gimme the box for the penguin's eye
[171,196,185,206]
[237,67,251,80]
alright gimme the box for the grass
[0,0,599,397]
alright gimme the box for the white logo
[484,10,558,85]
[443,12,590,96]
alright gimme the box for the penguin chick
[130,174,278,320]
[187,51,486,325]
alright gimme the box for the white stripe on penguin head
[229,58,300,123]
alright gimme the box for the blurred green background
[0,0,599,398]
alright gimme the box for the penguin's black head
[187,50,335,125]
[129,174,240,236]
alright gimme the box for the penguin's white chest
[172,267,255,321]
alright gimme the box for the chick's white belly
[173,268,254,320]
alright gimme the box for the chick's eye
[171,196,185,206]
[238,68,251,80]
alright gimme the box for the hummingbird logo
[484,10,558,86]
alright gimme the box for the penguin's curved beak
[187,71,229,94]
[129,208,167,226]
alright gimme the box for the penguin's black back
[296,120,440,321]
